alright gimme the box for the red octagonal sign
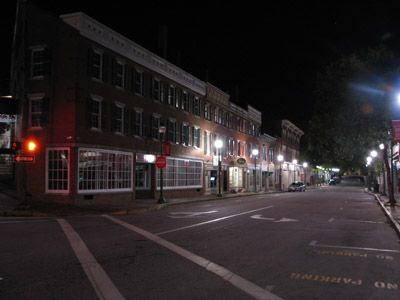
[156,156,166,169]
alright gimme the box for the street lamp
[252,148,259,192]
[379,143,387,196]
[277,154,284,191]
[303,162,308,187]
[158,126,166,204]
[215,139,223,197]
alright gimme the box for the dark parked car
[329,179,336,185]
[289,181,306,192]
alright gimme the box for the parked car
[288,181,306,192]
[329,179,336,185]
[333,177,341,184]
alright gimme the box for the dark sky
[3,0,400,131]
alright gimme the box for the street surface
[1,180,400,299]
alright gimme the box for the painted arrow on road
[251,214,298,223]
[169,211,218,218]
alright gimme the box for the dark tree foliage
[308,45,399,171]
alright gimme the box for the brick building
[10,2,274,205]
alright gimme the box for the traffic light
[12,141,21,151]
[26,140,37,152]
[27,141,37,151]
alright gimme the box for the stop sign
[156,156,166,169]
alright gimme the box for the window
[181,123,191,146]
[193,97,201,116]
[133,109,144,137]
[151,115,161,139]
[152,77,164,102]
[181,91,190,112]
[92,49,103,80]
[204,131,210,155]
[29,95,47,128]
[204,103,212,121]
[134,69,145,96]
[237,141,241,156]
[269,148,274,163]
[167,119,177,143]
[193,127,201,148]
[87,95,107,131]
[31,47,48,78]
[46,148,69,193]
[114,60,125,89]
[112,104,126,134]
[168,85,177,107]
[263,145,267,161]
[78,149,132,193]
[157,157,203,189]
[228,139,234,156]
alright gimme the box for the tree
[308,45,399,203]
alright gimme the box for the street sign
[15,155,35,163]
[156,156,166,169]
[165,142,170,156]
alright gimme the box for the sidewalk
[1,187,290,217]
[367,189,400,237]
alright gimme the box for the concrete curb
[368,191,400,238]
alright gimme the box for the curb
[369,192,400,238]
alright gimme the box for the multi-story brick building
[10,2,274,205]
[268,120,305,190]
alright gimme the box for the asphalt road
[1,183,400,300]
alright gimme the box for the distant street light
[215,139,223,197]
[252,148,259,192]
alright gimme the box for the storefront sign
[237,158,246,164]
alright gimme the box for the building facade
[272,120,305,190]
[10,3,273,205]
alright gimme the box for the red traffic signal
[12,141,21,150]
[27,141,37,151]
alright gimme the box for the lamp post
[292,159,297,182]
[215,139,223,197]
[278,154,284,191]
[303,162,308,187]
[252,148,259,192]
[379,143,386,196]
[157,126,166,204]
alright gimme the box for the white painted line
[156,205,274,235]
[309,240,400,253]
[57,219,125,300]
[328,218,335,223]
[103,214,284,300]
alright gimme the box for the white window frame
[92,49,103,81]
[193,126,201,149]
[133,108,143,137]
[30,46,46,78]
[157,157,203,190]
[28,93,45,129]
[46,148,70,194]
[115,60,125,89]
[114,103,125,134]
[78,148,133,194]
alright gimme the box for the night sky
[2,1,400,132]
